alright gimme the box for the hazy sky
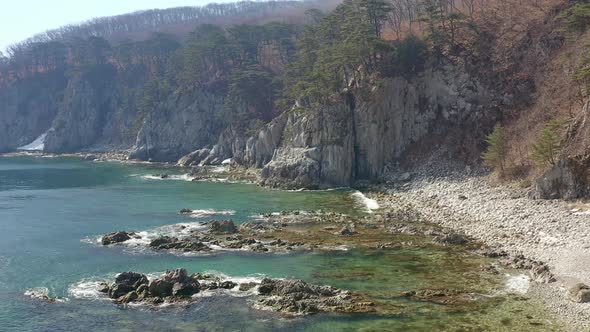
[0,0,236,51]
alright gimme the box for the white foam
[24,287,48,297]
[189,209,236,218]
[24,287,68,303]
[505,274,530,294]
[68,279,109,300]
[140,174,195,181]
[351,191,380,213]
[222,159,232,165]
[17,133,47,151]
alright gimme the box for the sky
[0,0,236,52]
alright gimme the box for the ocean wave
[139,174,195,181]
[351,191,380,213]
[68,279,109,300]
[188,209,236,218]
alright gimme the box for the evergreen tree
[482,124,507,172]
[531,119,567,166]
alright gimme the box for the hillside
[1,0,590,197]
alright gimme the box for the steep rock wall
[0,73,67,152]
[128,91,225,162]
[256,64,495,188]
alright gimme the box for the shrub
[558,3,590,33]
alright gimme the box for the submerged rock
[402,288,479,305]
[101,231,135,245]
[433,231,468,245]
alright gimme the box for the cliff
[252,64,497,188]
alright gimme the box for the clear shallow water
[0,156,562,331]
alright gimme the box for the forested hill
[2,0,590,196]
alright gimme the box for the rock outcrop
[96,268,374,315]
[0,72,67,152]
[129,91,226,162]
[253,64,495,188]
[533,156,590,200]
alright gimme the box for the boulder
[115,272,149,289]
[101,231,134,245]
[533,156,590,200]
[179,208,193,214]
[530,264,556,284]
[177,148,211,167]
[149,279,173,298]
[208,220,237,234]
[108,283,136,299]
[116,291,138,304]
[568,283,590,303]
[172,281,199,297]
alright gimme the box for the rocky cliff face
[128,91,225,162]
[44,68,124,153]
[248,64,496,189]
[0,73,67,152]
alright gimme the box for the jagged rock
[95,270,372,315]
[568,283,590,303]
[530,264,556,284]
[109,284,136,299]
[101,231,134,245]
[115,272,149,289]
[179,208,193,214]
[255,278,373,315]
[208,220,237,234]
[149,237,211,252]
[97,282,110,293]
[177,148,211,167]
[149,279,173,298]
[257,66,493,188]
[220,281,237,289]
[116,291,138,304]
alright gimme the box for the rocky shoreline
[372,166,590,330]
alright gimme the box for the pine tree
[482,124,507,172]
[531,119,566,166]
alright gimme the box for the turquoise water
[0,156,562,331]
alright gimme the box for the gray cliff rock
[0,73,66,152]
[129,91,225,162]
[533,156,590,200]
[256,65,494,188]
